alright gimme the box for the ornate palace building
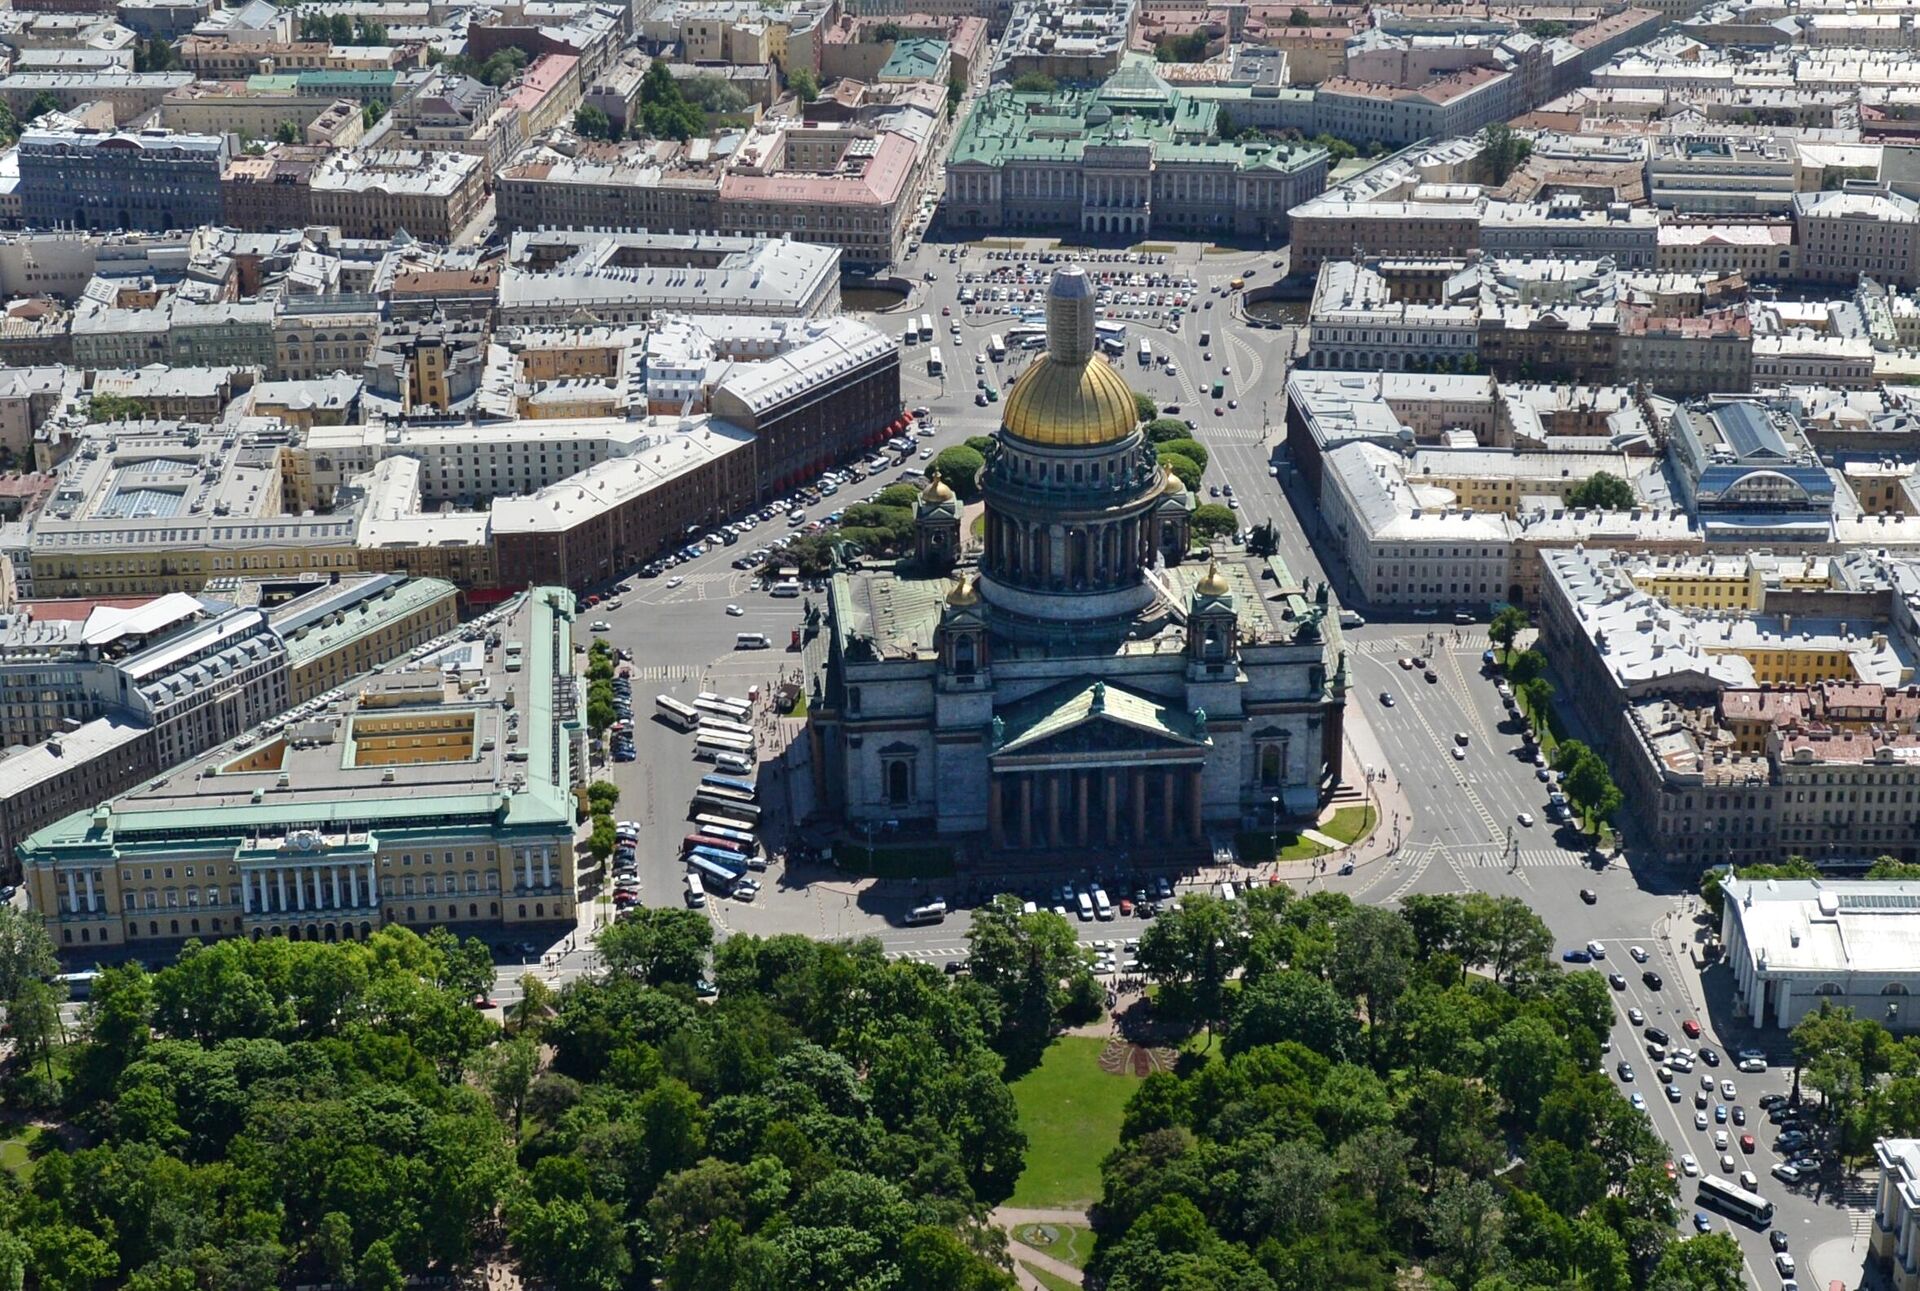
[804,266,1348,852]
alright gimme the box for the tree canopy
[1,920,1025,1291]
[933,446,986,500]
[1565,471,1636,511]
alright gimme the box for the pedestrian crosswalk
[1454,847,1592,869]
[1195,426,1267,443]
[628,664,701,681]
[889,945,968,961]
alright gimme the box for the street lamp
[1270,794,1281,864]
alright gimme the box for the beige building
[18,587,583,953]
[308,149,488,243]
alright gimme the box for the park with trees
[0,873,1784,1291]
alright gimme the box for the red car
[1683,1019,1703,1039]
[1740,1134,1755,1154]
[1119,898,1133,916]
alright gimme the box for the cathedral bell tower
[935,572,990,688]
[1187,558,1238,679]
[914,469,962,572]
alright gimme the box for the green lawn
[1014,1223,1096,1269]
[1020,1262,1080,1291]
[0,1128,39,1178]
[1234,830,1328,863]
[1008,1035,1135,1208]
[1319,803,1377,845]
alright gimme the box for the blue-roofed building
[1668,401,1836,543]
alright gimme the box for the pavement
[995,1207,1091,1290]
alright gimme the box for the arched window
[1815,982,1844,996]
[1885,983,1911,996]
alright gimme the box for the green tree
[1159,451,1202,492]
[479,1035,540,1140]
[1650,1232,1744,1291]
[1566,470,1635,511]
[1157,437,1208,472]
[681,74,751,115]
[1489,604,1528,651]
[947,75,964,111]
[574,104,613,139]
[964,434,997,457]
[587,816,617,863]
[1313,131,1357,161]
[24,90,63,122]
[932,446,985,500]
[1506,648,1547,686]
[598,906,714,987]
[1146,417,1191,441]
[1133,391,1157,423]
[0,903,59,1001]
[965,894,1097,1068]
[876,482,921,508]
[509,1194,632,1291]
[362,99,386,129]
[1427,1177,1503,1288]
[788,67,819,103]
[1289,5,1312,22]
[1481,122,1534,184]
[86,393,151,423]
[586,779,620,813]
[1191,503,1236,540]
[1136,895,1243,1037]
[1867,856,1920,879]
[1517,676,1556,725]
[1011,72,1056,93]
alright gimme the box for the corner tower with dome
[802,267,1347,856]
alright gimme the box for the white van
[1218,881,1238,902]
[1075,891,1095,921]
[713,752,755,775]
[734,632,771,649]
[685,874,707,907]
[769,580,802,598]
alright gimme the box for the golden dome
[920,470,956,504]
[1195,558,1232,599]
[1161,469,1186,495]
[946,572,981,606]
[1001,352,1139,448]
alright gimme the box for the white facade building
[1719,876,1920,1032]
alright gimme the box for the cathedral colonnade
[986,763,1204,850]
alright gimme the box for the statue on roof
[1316,580,1331,607]
[990,715,1005,748]
[1192,707,1207,738]
[1091,680,1106,712]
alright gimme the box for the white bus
[1138,338,1152,366]
[903,326,917,346]
[654,694,700,731]
[685,874,707,907]
[906,900,948,926]
[695,694,751,721]
[919,313,934,342]
[698,715,753,737]
[734,632,771,650]
[1095,320,1126,345]
[927,346,943,377]
[696,731,756,758]
[987,333,1006,361]
[1697,1175,1774,1227]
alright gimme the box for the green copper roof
[949,55,1323,175]
[994,676,1209,758]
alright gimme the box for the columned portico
[987,759,1209,850]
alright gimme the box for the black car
[1642,970,1663,990]
[1701,1047,1720,1067]
[1758,1093,1786,1110]
[1769,1231,1789,1253]
[1644,1026,1671,1047]
[1580,888,1598,904]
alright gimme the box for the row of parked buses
[649,689,770,908]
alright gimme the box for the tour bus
[687,845,753,876]
[695,732,755,760]
[694,782,756,806]
[654,694,700,732]
[906,900,948,925]
[692,813,758,839]
[986,333,1006,361]
[699,773,758,799]
[734,632,771,650]
[1075,890,1096,921]
[1138,338,1152,366]
[691,794,761,824]
[685,831,756,857]
[685,874,707,907]
[687,855,745,896]
[697,717,754,741]
[696,692,751,718]
[56,970,100,1000]
[691,821,758,851]
[903,325,917,346]
[1697,1175,1774,1227]
[919,313,934,342]
[927,346,943,377]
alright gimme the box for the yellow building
[1626,554,1766,612]
[273,574,462,704]
[19,588,582,953]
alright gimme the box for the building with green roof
[20,587,583,953]
[945,54,1328,238]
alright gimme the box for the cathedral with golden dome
[802,267,1346,855]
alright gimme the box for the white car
[1713,1129,1728,1150]
[726,604,744,616]
[1722,1079,1738,1099]
[1586,940,1606,958]
[1517,812,1535,827]
[1695,1110,1709,1130]
[1681,1153,1700,1176]
[920,449,934,460]
[666,576,684,589]
[1630,946,1649,962]
[1739,1057,1767,1073]
[1451,746,1466,760]
[589,620,611,632]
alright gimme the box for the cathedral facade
[804,266,1347,853]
